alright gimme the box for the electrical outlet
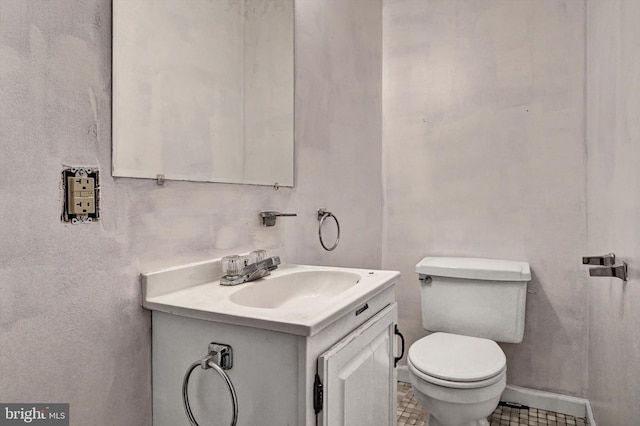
[67,177,94,194]
[67,177,96,214]
[62,168,100,223]
[68,197,95,215]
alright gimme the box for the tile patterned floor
[397,382,588,426]
[397,381,429,425]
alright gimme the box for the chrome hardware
[259,211,297,227]
[317,209,340,251]
[183,342,238,426]
[582,253,616,266]
[220,256,281,286]
[394,325,405,368]
[313,374,323,415]
[589,262,628,281]
[355,303,369,316]
[208,343,233,370]
[418,275,432,284]
[582,252,628,282]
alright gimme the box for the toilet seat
[408,332,506,389]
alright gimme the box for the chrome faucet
[220,256,281,286]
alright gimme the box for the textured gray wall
[586,1,640,424]
[7,0,639,424]
[0,0,382,425]
[383,0,588,397]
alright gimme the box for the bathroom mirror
[112,0,294,187]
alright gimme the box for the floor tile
[397,382,588,426]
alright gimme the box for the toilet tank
[416,257,531,343]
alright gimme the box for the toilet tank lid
[416,257,531,281]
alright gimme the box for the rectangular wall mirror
[112,0,294,187]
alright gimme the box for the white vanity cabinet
[317,303,398,426]
[144,261,400,426]
[151,290,398,426]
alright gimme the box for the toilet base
[409,365,505,426]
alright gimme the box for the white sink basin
[142,260,400,336]
[230,270,361,309]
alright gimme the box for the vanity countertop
[142,260,400,336]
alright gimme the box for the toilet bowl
[407,332,507,426]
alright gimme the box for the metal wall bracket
[589,262,628,282]
[208,342,233,370]
[582,253,615,266]
[582,253,628,281]
[259,211,297,226]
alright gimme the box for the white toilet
[408,257,531,426]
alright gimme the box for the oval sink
[229,270,361,309]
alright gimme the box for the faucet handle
[259,211,297,227]
[250,249,268,263]
[222,255,244,275]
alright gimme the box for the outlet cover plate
[62,167,100,224]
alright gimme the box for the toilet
[408,257,531,426]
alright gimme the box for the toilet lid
[408,332,506,382]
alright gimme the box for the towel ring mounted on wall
[317,209,340,251]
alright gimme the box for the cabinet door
[317,303,397,426]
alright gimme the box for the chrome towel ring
[317,209,340,251]
[183,343,238,426]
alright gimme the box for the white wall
[383,0,589,396]
[285,0,383,269]
[586,1,640,423]
[5,0,640,424]
[0,0,382,424]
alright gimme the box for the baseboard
[585,398,597,426]
[498,385,595,424]
[396,367,596,425]
[397,365,410,383]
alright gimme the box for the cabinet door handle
[394,325,405,367]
